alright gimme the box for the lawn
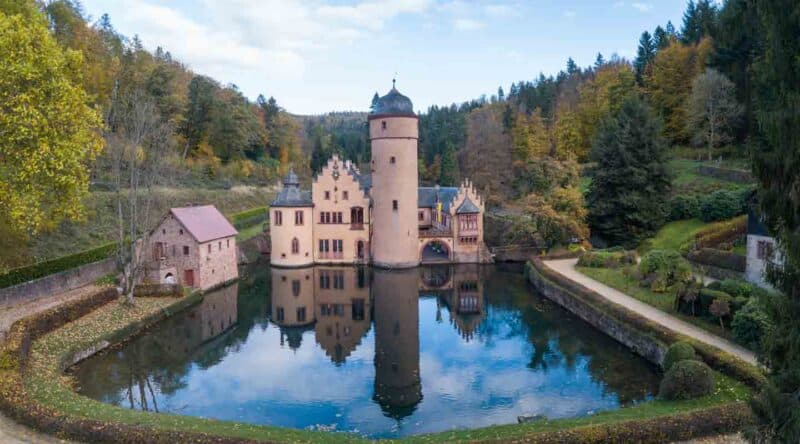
[237,223,267,241]
[577,265,736,342]
[669,158,747,196]
[639,218,709,253]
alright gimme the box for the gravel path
[0,285,102,443]
[543,258,757,366]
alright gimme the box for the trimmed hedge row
[527,258,765,388]
[0,242,117,290]
[680,215,747,254]
[229,206,268,230]
[688,248,747,272]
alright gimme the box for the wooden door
[183,269,195,287]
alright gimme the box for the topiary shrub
[639,250,693,292]
[698,288,731,317]
[699,189,747,222]
[659,359,716,400]
[663,341,699,371]
[732,298,772,351]
[668,194,701,221]
[719,279,754,299]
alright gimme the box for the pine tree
[497,86,505,102]
[439,142,459,185]
[566,57,578,75]
[748,1,800,441]
[634,31,655,84]
[587,96,672,247]
[594,52,605,69]
[653,26,669,50]
[666,20,676,36]
[682,0,717,43]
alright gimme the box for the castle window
[295,210,304,225]
[227,239,230,248]
[325,191,330,200]
[342,191,348,200]
[393,200,398,211]
[274,210,283,226]
[276,307,284,322]
[179,229,184,235]
[208,244,212,254]
[183,246,189,255]
[418,211,424,221]
[291,238,299,254]
[292,280,300,297]
[218,241,222,250]
[390,156,396,164]
[381,120,387,130]
[162,229,165,235]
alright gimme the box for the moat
[73,263,661,438]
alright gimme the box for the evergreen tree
[682,0,717,44]
[439,142,459,185]
[666,20,677,37]
[566,57,578,75]
[653,25,669,50]
[634,31,655,84]
[587,96,671,247]
[497,86,505,102]
[748,1,800,441]
[594,52,605,69]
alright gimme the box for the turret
[270,169,314,267]
[368,82,420,268]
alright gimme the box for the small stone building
[146,205,238,290]
[745,209,783,289]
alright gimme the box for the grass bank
[639,219,709,253]
[577,265,736,342]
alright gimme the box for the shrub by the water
[663,341,699,371]
[639,250,693,292]
[659,359,715,400]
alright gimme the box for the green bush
[0,242,117,289]
[577,249,637,268]
[732,298,772,350]
[669,194,701,221]
[687,248,746,272]
[699,189,747,222]
[719,279,754,299]
[679,215,747,254]
[659,359,716,400]
[663,341,699,371]
[229,206,268,230]
[639,250,693,292]
[699,288,731,316]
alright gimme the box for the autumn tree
[587,96,672,247]
[0,10,103,235]
[685,69,742,160]
[645,38,712,144]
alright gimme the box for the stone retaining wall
[0,258,116,308]
[526,259,667,366]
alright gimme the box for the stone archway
[420,240,450,263]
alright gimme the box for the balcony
[419,225,453,238]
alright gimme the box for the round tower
[270,170,314,267]
[369,83,420,268]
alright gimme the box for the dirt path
[0,285,103,443]
[543,258,757,366]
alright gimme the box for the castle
[270,85,491,268]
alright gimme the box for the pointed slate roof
[456,196,480,214]
[170,205,238,243]
[272,169,313,207]
[418,186,459,211]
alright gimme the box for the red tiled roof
[170,205,238,243]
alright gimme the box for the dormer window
[381,121,387,130]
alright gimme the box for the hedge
[688,248,747,272]
[229,206,268,230]
[0,242,117,290]
[577,250,637,268]
[680,215,747,255]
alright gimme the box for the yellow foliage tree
[0,11,103,235]
[511,108,550,163]
[645,38,712,144]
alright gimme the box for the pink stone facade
[146,206,239,290]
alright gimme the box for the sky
[79,0,690,115]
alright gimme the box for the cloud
[453,18,485,31]
[484,4,515,18]
[631,2,652,12]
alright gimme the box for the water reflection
[74,263,660,438]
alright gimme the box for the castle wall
[270,207,314,267]
[369,116,420,268]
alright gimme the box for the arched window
[291,238,300,254]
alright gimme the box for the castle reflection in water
[270,264,484,416]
